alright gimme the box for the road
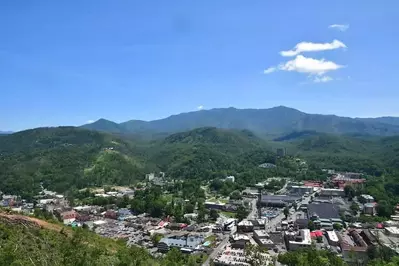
[203,191,313,265]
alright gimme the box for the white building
[226,176,235,183]
[360,194,374,203]
[286,229,312,251]
[327,230,339,246]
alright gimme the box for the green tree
[209,209,219,221]
[333,223,343,231]
[236,206,249,222]
[185,202,195,214]
[308,220,315,231]
[376,200,393,218]
[283,207,290,219]
[350,202,360,216]
[151,233,164,245]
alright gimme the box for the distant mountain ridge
[0,131,13,135]
[81,106,399,137]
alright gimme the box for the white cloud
[280,40,347,57]
[197,105,204,110]
[86,120,95,124]
[263,67,276,74]
[313,76,333,83]
[277,55,344,75]
[328,24,349,32]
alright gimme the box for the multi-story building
[285,229,312,251]
[157,235,203,253]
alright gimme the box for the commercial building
[253,230,275,249]
[339,230,369,264]
[290,186,314,195]
[157,235,203,253]
[320,188,345,197]
[308,203,340,220]
[237,220,254,233]
[285,229,312,251]
[260,195,301,207]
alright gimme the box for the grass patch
[220,211,236,218]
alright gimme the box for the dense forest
[2,126,399,198]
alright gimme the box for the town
[2,167,399,266]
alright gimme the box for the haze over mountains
[81,106,399,137]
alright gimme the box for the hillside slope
[146,127,278,181]
[0,127,151,198]
[81,106,399,137]
[0,212,164,265]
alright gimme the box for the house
[360,194,374,203]
[363,203,376,215]
[104,210,117,219]
[225,176,235,183]
[60,210,78,225]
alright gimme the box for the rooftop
[308,203,340,219]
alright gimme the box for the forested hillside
[0,212,203,265]
[0,127,152,199]
[2,126,399,197]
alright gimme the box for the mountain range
[81,106,399,137]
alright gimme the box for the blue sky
[1,0,398,131]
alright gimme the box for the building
[285,229,312,251]
[326,230,339,246]
[237,220,254,232]
[258,163,276,169]
[290,186,314,195]
[260,195,301,207]
[294,218,309,229]
[213,247,271,266]
[320,188,345,197]
[230,234,250,249]
[205,201,226,210]
[385,227,399,237]
[226,176,235,183]
[308,203,340,220]
[360,194,375,203]
[339,230,369,264]
[363,203,376,215]
[157,235,203,252]
[253,230,276,249]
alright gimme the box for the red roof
[376,223,384,229]
[310,230,323,238]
